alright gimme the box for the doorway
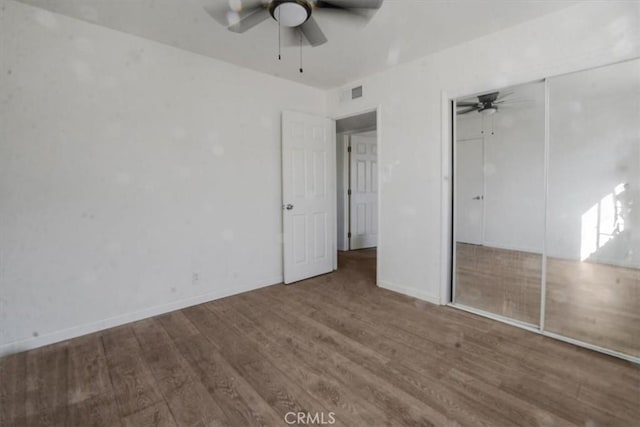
[335,111,378,254]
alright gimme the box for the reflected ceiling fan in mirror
[457,91,514,115]
[201,0,383,72]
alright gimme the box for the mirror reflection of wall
[546,59,640,357]
[454,81,545,326]
[452,58,640,361]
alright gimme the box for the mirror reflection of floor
[455,242,640,357]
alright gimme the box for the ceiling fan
[456,91,513,115]
[202,0,384,47]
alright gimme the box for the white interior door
[350,133,378,249]
[282,111,336,284]
[456,138,484,245]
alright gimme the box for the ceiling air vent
[351,85,363,99]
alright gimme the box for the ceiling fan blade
[299,16,328,47]
[228,7,270,33]
[199,0,263,26]
[316,0,383,9]
[456,101,479,107]
[457,107,479,115]
[495,98,534,104]
[313,7,371,24]
[496,91,514,101]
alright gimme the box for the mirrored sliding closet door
[452,58,640,361]
[545,59,640,358]
[453,81,545,327]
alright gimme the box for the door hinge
[348,232,351,239]
[347,146,352,153]
[347,189,352,196]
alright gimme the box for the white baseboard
[480,241,542,255]
[377,280,440,305]
[0,276,282,357]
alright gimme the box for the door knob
[283,204,294,210]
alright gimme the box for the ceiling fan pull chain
[278,17,281,60]
[299,30,303,73]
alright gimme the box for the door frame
[333,106,381,279]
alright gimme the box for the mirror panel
[454,81,545,326]
[545,59,640,357]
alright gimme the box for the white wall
[0,0,325,354]
[327,1,640,304]
[456,81,545,253]
[547,59,640,268]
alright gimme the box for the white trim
[337,133,350,252]
[375,106,382,286]
[449,303,640,365]
[379,280,440,305]
[0,277,281,357]
[540,78,551,332]
[333,106,378,121]
[330,118,338,271]
[341,125,376,135]
[448,57,638,101]
[480,241,543,255]
[440,92,453,305]
[449,303,540,332]
[542,331,640,365]
[480,131,487,245]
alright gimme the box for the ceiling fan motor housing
[477,92,499,113]
[270,0,312,27]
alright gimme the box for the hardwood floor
[2,249,639,426]
[455,242,640,357]
[455,243,542,325]
[546,257,640,357]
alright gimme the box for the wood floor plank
[67,334,113,405]
[101,326,164,418]
[67,393,120,427]
[289,271,640,422]
[225,293,456,427]
[25,342,69,419]
[207,299,393,427]
[2,249,638,426]
[313,280,638,424]
[121,402,177,427]
[0,352,27,425]
[250,292,555,427]
[155,311,200,343]
[132,318,230,426]
[183,304,336,425]
[253,290,525,426]
[162,378,228,427]
[173,334,283,427]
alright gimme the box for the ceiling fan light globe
[274,3,309,27]
[480,107,497,115]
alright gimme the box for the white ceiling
[16,0,577,89]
